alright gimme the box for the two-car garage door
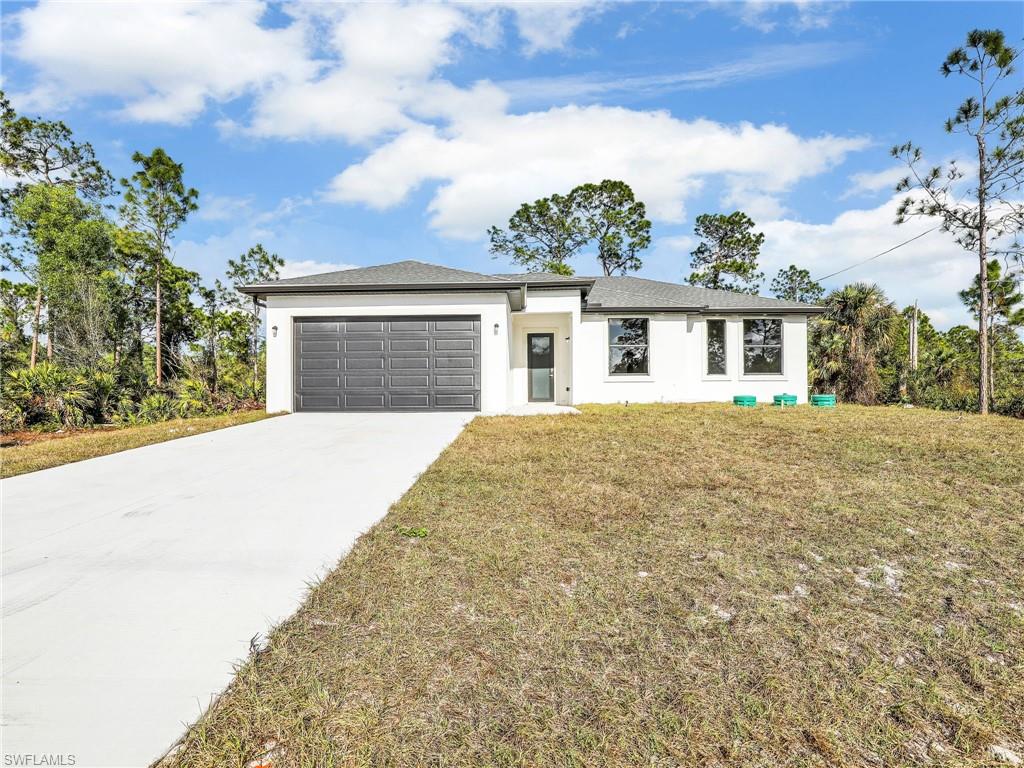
[293,316,481,411]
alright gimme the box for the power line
[813,226,941,282]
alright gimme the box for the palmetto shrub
[136,393,175,423]
[4,363,92,428]
[173,377,213,419]
[84,369,118,423]
[0,402,27,433]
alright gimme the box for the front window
[743,319,783,374]
[608,318,649,375]
[706,319,727,376]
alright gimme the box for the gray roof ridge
[245,259,516,288]
[492,271,592,281]
[379,259,515,282]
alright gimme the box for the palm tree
[810,283,898,405]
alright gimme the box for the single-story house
[240,260,824,413]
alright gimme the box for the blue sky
[2,1,1020,327]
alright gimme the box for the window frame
[702,317,730,379]
[740,317,785,378]
[607,317,651,377]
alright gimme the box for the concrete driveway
[1,412,471,767]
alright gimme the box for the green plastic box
[733,395,757,407]
[810,394,837,408]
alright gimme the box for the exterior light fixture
[271,325,278,338]
[493,323,500,335]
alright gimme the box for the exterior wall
[571,313,810,405]
[264,292,510,413]
[264,288,811,413]
[510,290,579,407]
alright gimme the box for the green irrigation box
[811,394,837,408]
[733,395,757,408]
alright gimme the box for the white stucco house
[241,260,823,414]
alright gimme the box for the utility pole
[910,300,919,372]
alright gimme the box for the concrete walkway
[1,413,471,767]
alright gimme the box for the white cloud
[500,42,859,105]
[236,3,486,142]
[759,195,978,327]
[327,105,867,239]
[6,1,597,131]
[657,235,699,253]
[841,165,906,199]
[9,1,314,122]
[331,3,468,78]
[508,2,597,55]
[279,259,359,280]
[727,1,848,33]
[196,194,255,222]
[720,178,789,220]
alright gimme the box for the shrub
[995,393,1024,419]
[173,377,213,419]
[84,370,118,423]
[111,394,143,425]
[0,403,26,433]
[137,392,175,423]
[4,363,92,428]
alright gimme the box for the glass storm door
[527,333,555,402]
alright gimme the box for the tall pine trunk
[210,316,218,397]
[155,259,163,386]
[976,133,989,415]
[29,284,42,369]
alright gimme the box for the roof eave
[700,305,825,315]
[582,305,702,313]
[240,281,527,310]
[583,304,824,314]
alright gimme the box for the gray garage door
[294,316,481,412]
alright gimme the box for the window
[706,319,727,376]
[743,319,783,374]
[608,318,649,375]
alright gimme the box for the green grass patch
[1,410,279,478]
[161,404,1024,767]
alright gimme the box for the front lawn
[1,409,277,478]
[162,404,1023,767]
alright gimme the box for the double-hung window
[608,318,649,375]
[742,319,783,375]
[705,319,727,376]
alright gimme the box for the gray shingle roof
[246,260,511,289]
[492,272,590,284]
[494,272,821,312]
[585,276,820,312]
[244,260,821,313]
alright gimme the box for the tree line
[487,28,1024,417]
[1,28,1020,428]
[0,92,283,431]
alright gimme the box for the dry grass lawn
[0,409,277,478]
[162,404,1023,767]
